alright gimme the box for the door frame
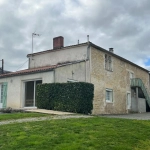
[126,92,131,111]
[23,79,42,108]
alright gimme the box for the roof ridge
[90,42,149,72]
[27,42,88,57]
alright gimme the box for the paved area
[25,109,75,115]
[101,112,150,120]
[0,114,92,126]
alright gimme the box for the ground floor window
[0,83,7,108]
[106,89,113,102]
[24,80,42,107]
[127,92,131,109]
[0,84,3,104]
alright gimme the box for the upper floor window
[129,72,134,79]
[105,54,112,71]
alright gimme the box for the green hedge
[36,82,94,114]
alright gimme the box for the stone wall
[91,47,149,114]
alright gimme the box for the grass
[0,117,150,150]
[0,112,50,121]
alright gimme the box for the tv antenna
[32,32,40,54]
[0,59,4,74]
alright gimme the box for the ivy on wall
[36,82,94,114]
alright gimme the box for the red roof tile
[0,65,57,78]
[0,60,86,79]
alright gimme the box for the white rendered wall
[0,71,54,109]
[29,45,88,68]
[55,61,90,83]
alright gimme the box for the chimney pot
[87,35,89,42]
[109,48,114,53]
[53,36,64,49]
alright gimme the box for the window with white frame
[106,89,113,102]
[105,54,112,71]
[127,92,131,109]
[0,84,4,103]
[24,80,42,107]
[129,72,134,79]
[129,72,134,84]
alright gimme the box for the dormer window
[105,54,112,71]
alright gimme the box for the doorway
[24,80,42,107]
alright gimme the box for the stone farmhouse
[0,36,150,114]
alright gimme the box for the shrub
[36,82,94,114]
[0,108,25,113]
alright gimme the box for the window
[0,84,4,103]
[129,72,134,79]
[127,93,131,109]
[129,72,134,84]
[25,80,42,107]
[106,89,113,102]
[105,54,112,71]
[0,83,7,108]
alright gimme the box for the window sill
[105,69,113,72]
[106,101,113,103]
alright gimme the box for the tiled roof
[1,41,149,79]
[90,42,149,72]
[27,42,88,57]
[0,60,86,79]
[27,41,149,72]
[0,65,57,78]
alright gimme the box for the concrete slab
[25,109,75,115]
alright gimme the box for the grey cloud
[0,0,150,71]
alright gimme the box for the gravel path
[0,115,92,126]
[2,112,150,126]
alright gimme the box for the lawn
[0,117,150,150]
[0,112,50,121]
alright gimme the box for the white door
[0,84,2,108]
[127,93,131,109]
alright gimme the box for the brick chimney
[53,36,64,49]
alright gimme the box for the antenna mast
[32,33,40,54]
[0,59,4,74]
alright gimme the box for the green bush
[36,82,94,114]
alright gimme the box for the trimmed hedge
[36,82,94,114]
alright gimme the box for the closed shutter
[2,82,8,108]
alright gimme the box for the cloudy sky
[0,0,150,71]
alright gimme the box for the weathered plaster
[29,45,88,69]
